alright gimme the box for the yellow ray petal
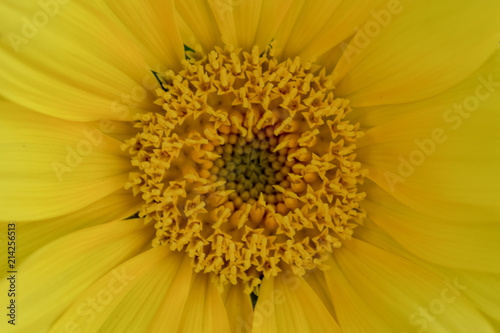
[356,50,500,221]
[253,0,294,50]
[0,103,132,221]
[489,320,500,333]
[353,215,434,266]
[315,35,353,73]
[208,0,260,50]
[269,0,306,56]
[97,0,185,70]
[100,252,190,332]
[222,283,254,333]
[302,270,336,319]
[0,219,153,333]
[146,259,194,332]
[274,0,343,59]
[355,217,500,305]
[361,182,500,273]
[208,0,291,51]
[325,239,496,333]
[333,0,500,107]
[176,273,232,333]
[455,272,500,324]
[175,0,222,52]
[0,1,158,122]
[353,218,500,331]
[89,119,140,143]
[174,12,203,51]
[0,189,141,270]
[325,256,393,332]
[253,270,341,333]
[48,248,190,333]
[349,50,500,129]
[297,0,394,61]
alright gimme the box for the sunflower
[1,0,500,332]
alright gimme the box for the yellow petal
[296,0,393,60]
[362,182,500,273]
[489,320,500,333]
[325,239,496,333]
[0,1,157,121]
[353,218,500,330]
[49,248,190,333]
[273,0,345,59]
[253,0,294,50]
[208,0,291,51]
[176,273,232,333]
[97,0,185,70]
[455,271,500,324]
[353,214,431,265]
[90,118,140,143]
[302,270,336,319]
[0,103,131,221]
[146,256,195,332]
[333,0,500,107]
[325,256,393,332]
[357,50,500,221]
[208,0,260,50]
[0,219,153,332]
[1,189,141,269]
[253,271,341,333]
[222,283,254,333]
[175,0,222,52]
[315,35,352,73]
[349,50,500,129]
[268,0,306,57]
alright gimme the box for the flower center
[123,45,367,293]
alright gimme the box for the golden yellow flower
[1,0,500,332]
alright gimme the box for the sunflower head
[3,0,500,332]
[122,44,367,293]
